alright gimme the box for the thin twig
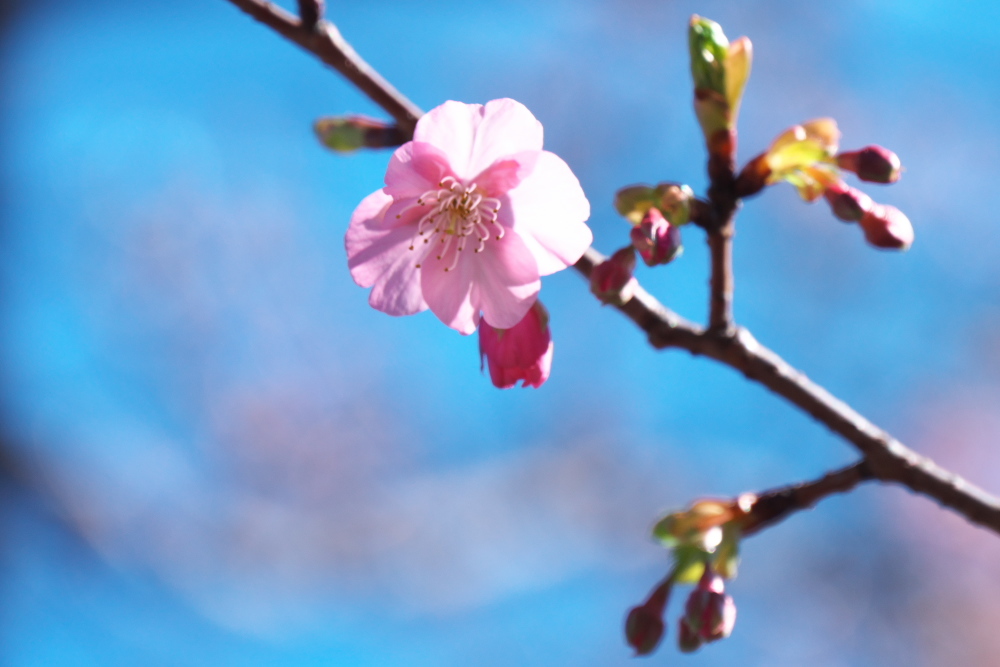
[222,0,1000,537]
[226,0,423,134]
[706,225,735,333]
[742,460,873,536]
[705,134,739,334]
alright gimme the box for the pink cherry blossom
[479,300,553,389]
[346,98,592,334]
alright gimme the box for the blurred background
[2,0,1000,664]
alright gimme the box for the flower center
[397,177,503,272]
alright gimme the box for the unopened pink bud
[590,247,637,306]
[823,180,873,222]
[631,208,683,266]
[625,578,672,656]
[836,145,902,184]
[479,301,553,389]
[859,204,913,250]
[678,617,703,653]
[625,605,666,656]
[682,570,737,645]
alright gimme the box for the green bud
[688,17,753,145]
[613,185,660,224]
[724,37,752,117]
[764,118,842,201]
[314,115,403,152]
[712,524,741,579]
[614,183,693,225]
[689,16,729,96]
[655,183,693,226]
[671,546,708,585]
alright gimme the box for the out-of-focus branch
[741,460,873,536]
[221,1,1000,537]
[705,137,739,335]
[575,248,1000,533]
[296,0,323,29]
[706,225,734,334]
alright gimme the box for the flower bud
[625,578,672,656]
[762,118,841,201]
[479,301,553,389]
[614,185,660,224]
[682,570,737,645]
[614,183,693,225]
[837,145,902,184]
[631,208,683,266]
[657,183,694,225]
[823,180,874,222]
[689,16,752,144]
[590,247,637,306]
[859,204,914,250]
[625,606,665,656]
[653,498,741,549]
[689,16,729,99]
[677,618,703,653]
[314,115,405,152]
[724,37,752,117]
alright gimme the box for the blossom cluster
[625,498,746,655]
[345,99,592,388]
[737,119,912,249]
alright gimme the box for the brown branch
[706,225,734,333]
[225,0,423,134]
[296,0,323,29]
[705,133,739,334]
[741,460,873,536]
[574,247,1000,532]
[222,1,1000,536]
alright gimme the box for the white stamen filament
[403,179,504,271]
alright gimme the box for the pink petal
[485,340,553,389]
[419,230,540,334]
[473,151,541,198]
[413,99,544,180]
[345,189,393,286]
[479,301,553,389]
[526,342,554,388]
[502,151,592,275]
[420,243,480,334]
[367,245,428,316]
[383,141,453,199]
[472,231,542,329]
[346,190,428,315]
[467,99,545,177]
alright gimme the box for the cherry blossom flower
[346,99,592,334]
[478,301,553,389]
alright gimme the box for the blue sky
[3,1,1000,665]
